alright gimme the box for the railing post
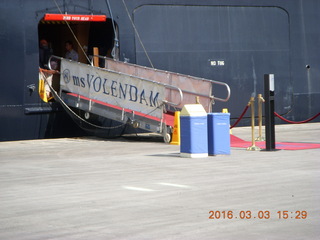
[93,47,99,67]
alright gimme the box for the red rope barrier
[230,105,250,129]
[274,112,320,124]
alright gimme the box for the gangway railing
[92,55,231,112]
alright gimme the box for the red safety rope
[230,105,250,129]
[274,112,320,124]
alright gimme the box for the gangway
[45,56,230,142]
[100,57,231,112]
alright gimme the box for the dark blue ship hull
[0,0,319,141]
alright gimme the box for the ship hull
[0,0,319,141]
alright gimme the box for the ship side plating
[0,0,319,141]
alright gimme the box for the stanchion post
[93,47,99,67]
[255,94,265,141]
[264,74,276,151]
[222,108,232,134]
[247,97,261,151]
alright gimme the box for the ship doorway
[38,18,118,64]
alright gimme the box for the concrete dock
[0,123,319,239]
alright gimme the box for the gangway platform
[45,56,230,141]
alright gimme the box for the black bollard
[264,74,276,151]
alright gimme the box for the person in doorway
[65,40,78,61]
[39,38,53,69]
[39,38,58,102]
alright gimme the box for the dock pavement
[0,123,319,239]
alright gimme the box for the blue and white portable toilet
[207,113,231,155]
[180,104,208,158]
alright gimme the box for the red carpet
[231,135,320,150]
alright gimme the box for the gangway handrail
[209,80,231,102]
[92,54,231,103]
[48,55,63,70]
[163,85,183,106]
[48,55,183,107]
[180,81,230,103]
